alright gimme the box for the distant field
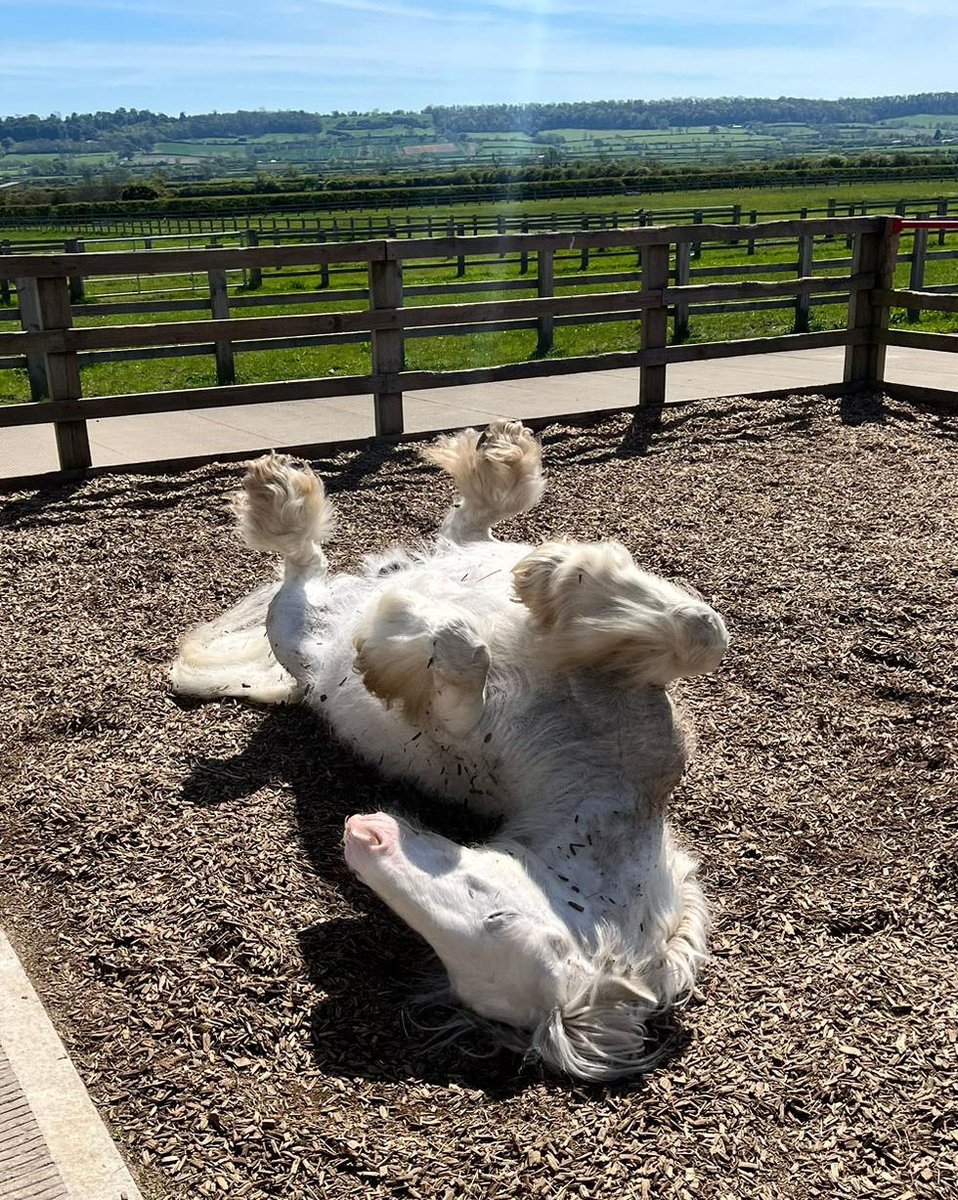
[3,112,957,185]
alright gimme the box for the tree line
[425,94,958,135]
[3,152,957,224]
[3,93,958,149]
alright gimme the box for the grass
[1,190,954,409]
[3,179,957,244]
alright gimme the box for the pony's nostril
[344,814,397,855]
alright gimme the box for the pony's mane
[405,891,708,1083]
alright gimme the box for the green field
[2,177,954,410]
[3,110,957,186]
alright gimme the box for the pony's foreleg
[235,453,335,690]
[421,419,544,544]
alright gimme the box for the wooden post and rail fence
[0,215,955,477]
[2,194,956,249]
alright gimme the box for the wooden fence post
[843,218,899,389]
[15,276,50,403]
[0,241,10,305]
[937,198,948,245]
[65,238,86,303]
[673,239,691,343]
[579,216,590,270]
[692,211,704,259]
[519,220,530,274]
[536,248,554,355]
[445,218,457,276]
[246,230,262,289]
[794,233,814,333]
[318,232,330,289]
[907,220,928,322]
[368,251,404,435]
[730,204,741,245]
[17,274,92,471]
[208,269,236,385]
[639,240,670,410]
[456,225,466,278]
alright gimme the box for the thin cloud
[1,0,955,114]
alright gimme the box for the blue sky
[1,0,956,118]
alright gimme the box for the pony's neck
[505,786,667,921]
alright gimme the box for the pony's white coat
[171,422,728,1080]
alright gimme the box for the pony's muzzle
[344,812,400,863]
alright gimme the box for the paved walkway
[2,345,953,480]
[0,931,142,1200]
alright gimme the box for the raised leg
[170,453,336,703]
[421,419,544,544]
[353,588,490,737]
[234,453,335,689]
[512,540,729,687]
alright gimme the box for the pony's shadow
[178,705,531,1090]
[178,702,689,1093]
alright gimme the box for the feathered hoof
[421,419,545,521]
[234,452,334,565]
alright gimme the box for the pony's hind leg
[235,452,333,578]
[170,452,333,704]
[235,453,336,688]
[421,419,544,543]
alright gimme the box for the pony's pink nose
[344,812,400,858]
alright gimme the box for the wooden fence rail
[2,193,955,241]
[1,215,955,476]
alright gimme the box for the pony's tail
[170,581,300,704]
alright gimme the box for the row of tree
[425,94,958,135]
[3,94,957,148]
[4,150,956,217]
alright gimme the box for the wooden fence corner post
[369,246,404,436]
[18,274,91,471]
[639,240,670,411]
[843,217,899,390]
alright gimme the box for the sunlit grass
[1,210,954,407]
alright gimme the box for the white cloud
[1,0,956,114]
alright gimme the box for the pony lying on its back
[172,421,728,1080]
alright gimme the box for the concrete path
[1,345,953,480]
[0,932,142,1200]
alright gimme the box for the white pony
[171,421,728,1081]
